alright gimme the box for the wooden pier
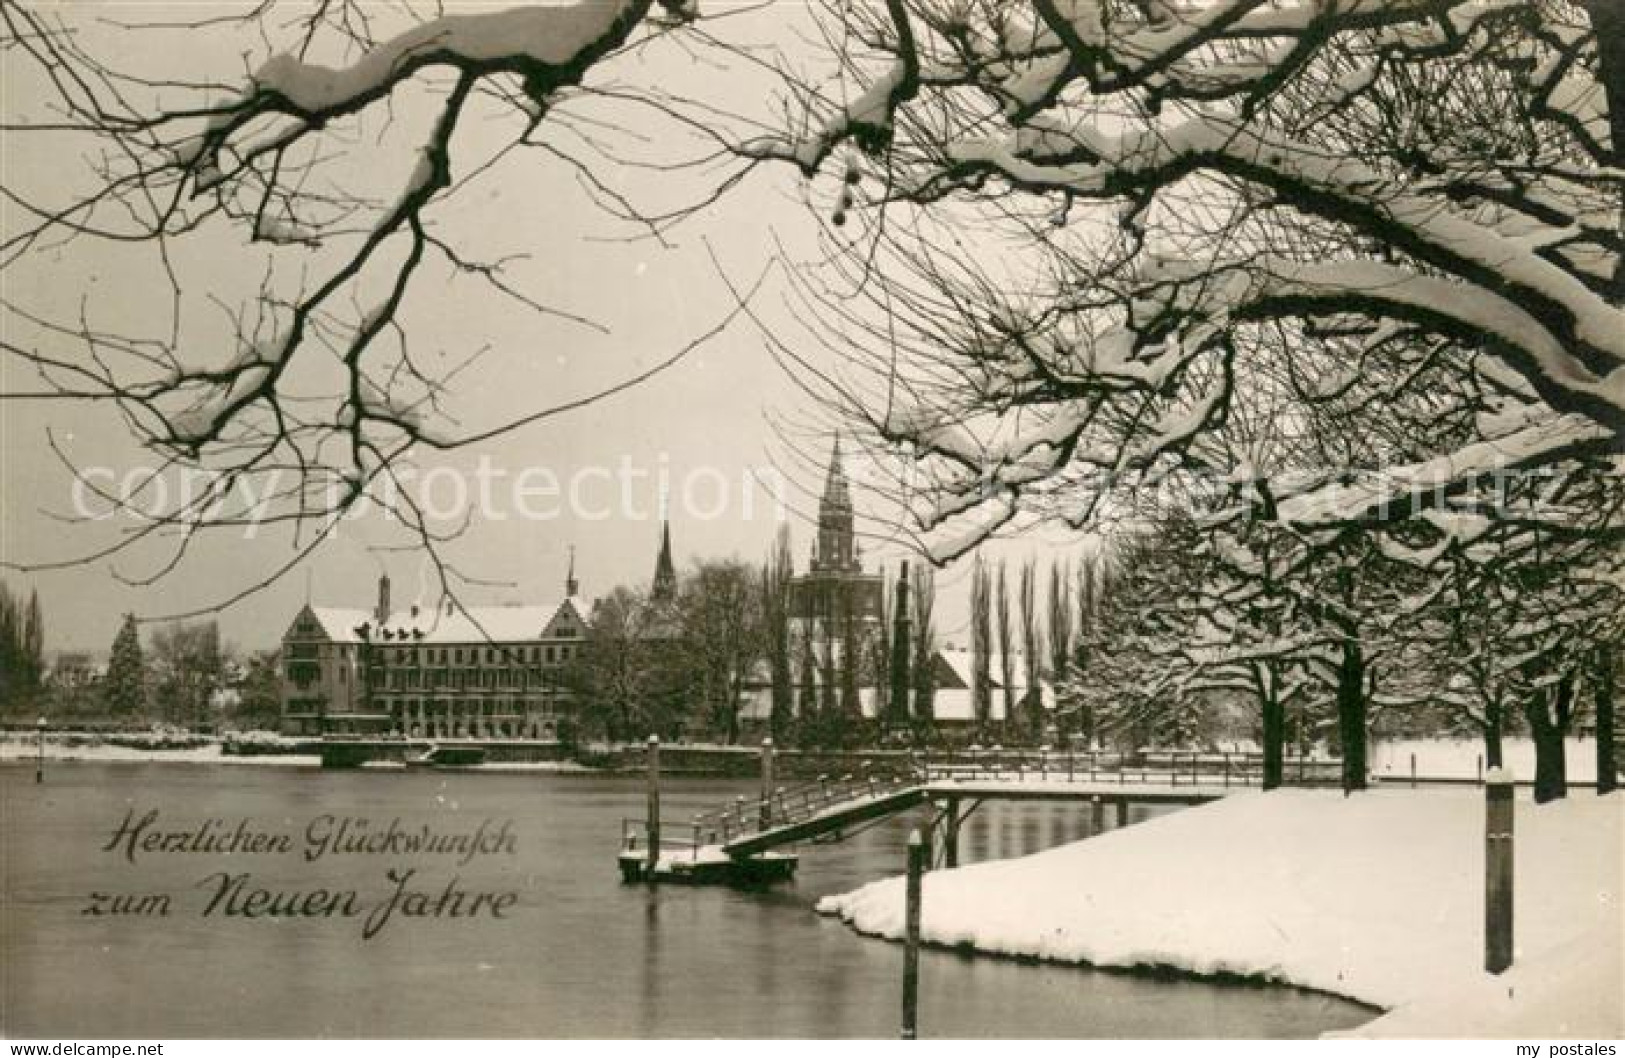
[616,847,799,885]
[618,738,1326,885]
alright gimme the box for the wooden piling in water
[1485,770,1514,974]
[943,797,959,868]
[1090,795,1104,834]
[645,735,661,880]
[760,738,775,828]
[902,828,924,1040]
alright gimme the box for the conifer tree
[910,566,937,742]
[0,583,45,716]
[104,614,146,718]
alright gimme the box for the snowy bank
[0,738,320,767]
[0,738,592,773]
[817,788,1622,1038]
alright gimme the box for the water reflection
[2,763,1374,1039]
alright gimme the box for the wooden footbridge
[618,739,1338,885]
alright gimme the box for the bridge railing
[648,765,922,852]
[621,817,712,860]
[914,748,1341,788]
[625,750,1345,860]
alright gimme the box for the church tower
[809,437,860,574]
[789,437,883,625]
[651,520,677,604]
[786,438,886,730]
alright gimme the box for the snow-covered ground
[0,736,591,772]
[818,787,1622,1038]
[1371,736,1601,783]
[0,737,321,767]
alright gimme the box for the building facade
[280,570,588,739]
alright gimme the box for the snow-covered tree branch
[2,0,745,611]
[748,0,1623,560]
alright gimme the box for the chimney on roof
[375,574,391,625]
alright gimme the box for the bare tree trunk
[1597,654,1617,796]
[996,562,1015,741]
[1337,635,1368,793]
[726,669,742,746]
[763,528,794,743]
[1484,702,1505,770]
[1074,558,1098,748]
[911,565,937,745]
[1046,560,1072,736]
[1262,679,1285,792]
[798,635,819,750]
[819,615,838,748]
[1524,675,1572,804]
[970,558,992,742]
[889,563,912,736]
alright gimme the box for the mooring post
[1410,752,1417,789]
[760,738,775,829]
[36,716,46,784]
[943,797,960,869]
[1485,768,1515,974]
[1477,754,1484,783]
[645,735,661,880]
[902,828,925,1040]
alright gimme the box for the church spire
[565,546,579,598]
[811,436,859,573]
[652,520,677,603]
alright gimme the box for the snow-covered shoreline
[0,737,321,767]
[817,788,1622,1038]
[0,737,589,772]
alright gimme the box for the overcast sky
[0,2,1083,656]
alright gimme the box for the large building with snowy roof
[279,566,589,739]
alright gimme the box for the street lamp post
[35,716,46,783]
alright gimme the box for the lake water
[2,761,1374,1038]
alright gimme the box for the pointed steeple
[652,520,677,603]
[811,436,859,573]
[565,546,580,598]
